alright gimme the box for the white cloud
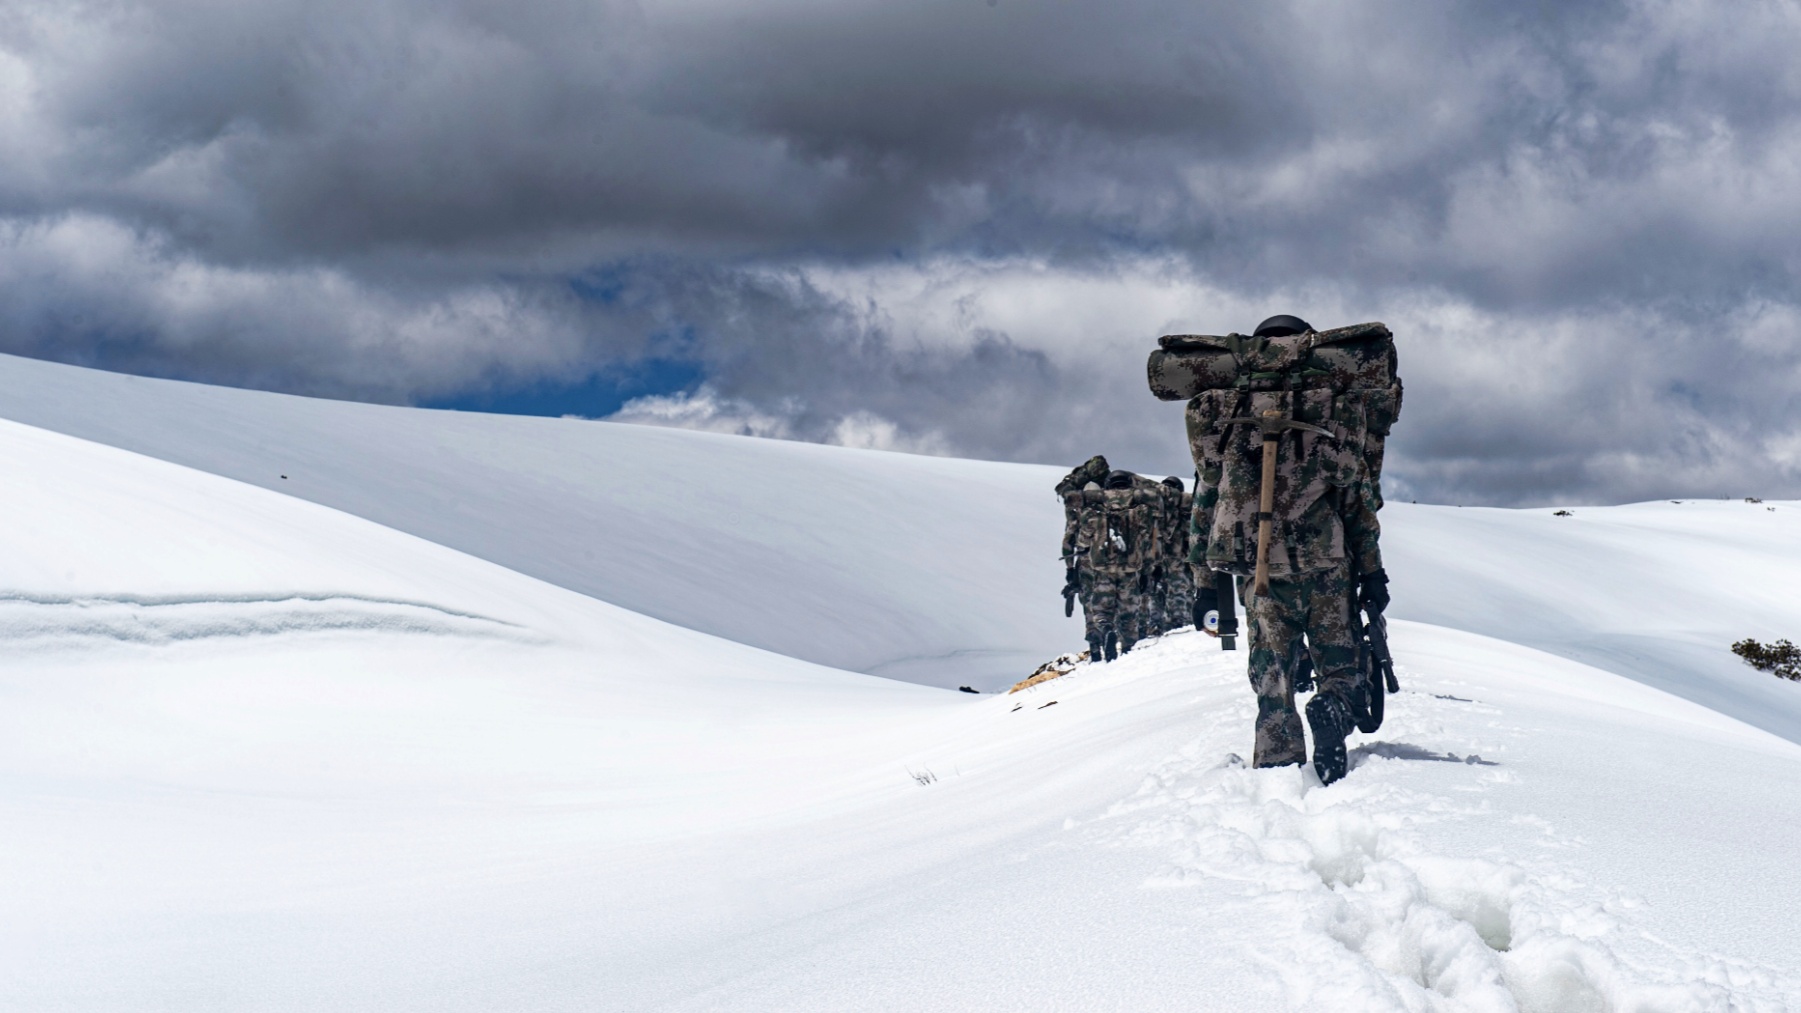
[606,385,951,457]
[604,386,798,441]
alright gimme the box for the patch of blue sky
[424,357,703,419]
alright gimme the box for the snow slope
[3,356,1801,1009]
[1,352,1798,738]
[4,416,1800,1010]
[0,352,1079,691]
[1383,499,1801,744]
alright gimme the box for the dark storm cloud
[1,0,1800,503]
[594,264,1164,466]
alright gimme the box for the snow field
[0,419,993,1008]
[5,351,1801,740]
[0,352,1081,691]
[589,627,1801,1011]
[2,355,1801,1009]
[1384,498,1801,744]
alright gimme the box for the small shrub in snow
[1732,638,1801,680]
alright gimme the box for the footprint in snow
[1091,673,1798,1013]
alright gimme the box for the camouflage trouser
[1136,573,1163,638]
[1243,564,1362,768]
[1161,564,1195,630]
[1081,571,1140,652]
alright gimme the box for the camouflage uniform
[1127,474,1169,637]
[1241,560,1363,766]
[1158,483,1196,631]
[1064,482,1161,660]
[1057,456,1113,619]
[1058,457,1112,556]
[1189,390,1385,768]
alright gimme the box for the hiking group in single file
[1058,314,1402,786]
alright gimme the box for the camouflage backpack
[1146,322,1402,589]
[1056,455,1111,496]
[1066,486,1160,576]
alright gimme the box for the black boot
[1305,692,1354,786]
[1103,630,1119,662]
[1086,637,1104,662]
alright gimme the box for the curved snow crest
[0,592,541,650]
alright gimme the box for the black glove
[1359,568,1390,615]
[1064,567,1078,587]
[1193,585,1219,634]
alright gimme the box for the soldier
[1104,469,1163,657]
[1058,455,1112,621]
[1127,472,1171,638]
[1183,314,1395,785]
[1158,476,1196,631]
[1063,469,1160,661]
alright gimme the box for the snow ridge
[0,592,540,650]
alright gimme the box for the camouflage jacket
[1186,388,1383,578]
[1058,456,1113,563]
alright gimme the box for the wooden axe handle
[1252,430,1278,597]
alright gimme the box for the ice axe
[1220,409,1337,598]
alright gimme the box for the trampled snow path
[623,628,1801,1012]
[1091,639,1801,1013]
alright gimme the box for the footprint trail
[1086,637,1800,1013]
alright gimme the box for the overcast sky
[2,0,1799,505]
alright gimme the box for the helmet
[1104,470,1136,490]
[1161,476,1184,491]
[1253,314,1313,337]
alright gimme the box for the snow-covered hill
[2,354,1801,1010]
[1,352,1798,739]
[1383,498,1801,743]
[0,352,1079,691]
